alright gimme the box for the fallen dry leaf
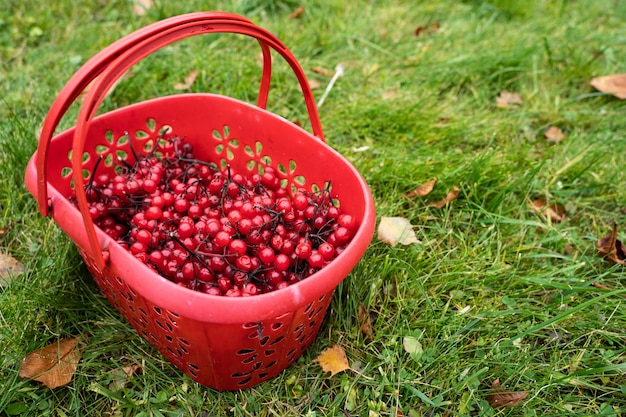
[174,70,199,91]
[311,67,336,78]
[308,79,322,90]
[429,186,460,208]
[496,91,523,109]
[19,337,81,389]
[381,90,400,100]
[528,198,565,223]
[590,74,626,99]
[402,336,423,359]
[597,224,626,266]
[487,379,529,408]
[0,224,11,239]
[406,178,437,198]
[108,364,143,391]
[288,5,305,19]
[358,303,374,341]
[544,126,566,144]
[0,251,24,287]
[591,282,626,299]
[133,0,151,16]
[313,344,351,377]
[414,21,440,36]
[377,216,421,246]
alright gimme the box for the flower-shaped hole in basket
[59,117,336,203]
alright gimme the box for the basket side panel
[81,241,333,390]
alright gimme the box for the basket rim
[25,93,377,324]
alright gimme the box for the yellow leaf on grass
[377,217,420,246]
[174,70,199,91]
[313,344,351,377]
[19,337,81,389]
[590,74,626,99]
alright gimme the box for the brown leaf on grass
[174,70,199,91]
[133,0,151,16]
[358,303,374,341]
[0,251,24,287]
[591,282,626,299]
[406,178,437,198]
[0,224,11,239]
[19,338,81,389]
[487,379,528,408]
[597,224,626,266]
[590,74,626,99]
[528,198,565,223]
[311,67,335,78]
[544,126,566,144]
[108,364,143,391]
[377,217,421,246]
[313,344,351,377]
[496,91,523,109]
[414,21,440,36]
[288,5,305,19]
[429,186,460,208]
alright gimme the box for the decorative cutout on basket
[229,294,330,386]
[58,117,321,197]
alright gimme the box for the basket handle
[71,14,325,270]
[35,12,276,217]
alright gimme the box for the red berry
[174,198,190,213]
[318,242,336,261]
[258,246,275,264]
[229,239,247,256]
[292,192,309,211]
[307,251,325,268]
[135,229,153,245]
[295,241,312,259]
[338,214,357,231]
[273,254,290,272]
[334,226,352,244]
[130,242,147,255]
[214,231,232,247]
[236,255,253,271]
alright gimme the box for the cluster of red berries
[74,136,357,296]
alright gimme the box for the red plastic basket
[24,12,375,391]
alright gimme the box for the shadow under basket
[24,12,375,391]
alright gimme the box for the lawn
[1,0,625,416]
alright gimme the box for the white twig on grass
[316,63,345,109]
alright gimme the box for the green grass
[1,0,625,416]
